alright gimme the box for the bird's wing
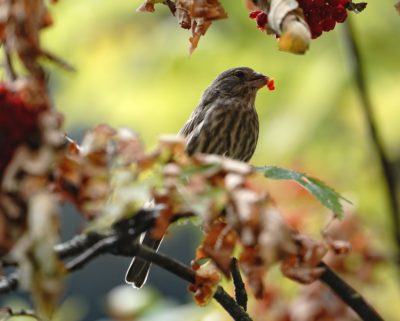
[179,89,220,138]
[178,109,204,138]
[184,98,233,156]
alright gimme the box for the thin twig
[55,233,104,260]
[318,262,384,321]
[65,235,118,272]
[3,44,17,81]
[214,287,251,321]
[342,18,400,271]
[40,49,76,72]
[136,244,196,283]
[136,245,252,321]
[230,258,247,311]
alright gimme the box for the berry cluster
[249,10,268,30]
[297,0,350,39]
[249,0,350,39]
[0,83,45,180]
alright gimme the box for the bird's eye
[234,71,245,79]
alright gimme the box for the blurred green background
[6,0,400,320]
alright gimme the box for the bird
[125,67,271,288]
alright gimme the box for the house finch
[126,67,270,287]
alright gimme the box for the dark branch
[230,258,247,311]
[65,235,118,272]
[0,207,251,321]
[318,262,384,321]
[0,207,383,321]
[214,287,251,321]
[136,244,252,321]
[55,233,104,260]
[342,18,400,273]
[136,244,195,283]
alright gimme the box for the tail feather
[125,232,162,288]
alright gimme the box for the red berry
[310,22,323,39]
[0,83,46,181]
[327,0,340,6]
[266,79,275,91]
[322,17,336,31]
[318,7,329,19]
[256,12,268,29]
[297,0,349,38]
[333,5,347,22]
[249,10,263,19]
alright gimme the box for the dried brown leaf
[189,260,221,306]
[281,234,327,284]
[396,1,400,14]
[191,0,227,20]
[197,220,237,275]
[189,18,211,54]
[136,0,164,12]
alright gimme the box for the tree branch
[318,261,384,321]
[0,208,384,321]
[342,18,400,273]
[136,244,252,321]
[65,235,118,272]
[0,207,251,321]
[230,257,247,311]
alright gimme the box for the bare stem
[342,18,400,273]
[3,44,17,81]
[230,258,247,311]
[318,262,384,321]
[136,245,252,321]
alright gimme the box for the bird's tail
[125,232,162,288]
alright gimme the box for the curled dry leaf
[0,0,71,81]
[322,213,385,281]
[189,260,221,306]
[189,18,212,54]
[281,234,327,284]
[196,220,237,275]
[136,0,227,53]
[136,0,165,12]
[56,125,147,221]
[395,1,400,15]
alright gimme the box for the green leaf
[257,166,350,218]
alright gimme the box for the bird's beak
[250,73,270,89]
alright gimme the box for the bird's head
[209,67,271,97]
